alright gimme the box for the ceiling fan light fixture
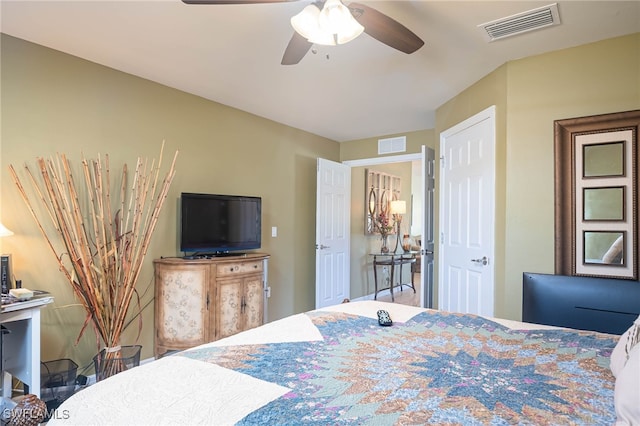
[318,0,361,36]
[291,4,336,46]
[291,0,363,46]
[335,20,364,44]
[307,33,337,46]
[318,0,364,44]
[291,4,320,39]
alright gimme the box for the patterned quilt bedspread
[48,301,617,425]
[179,306,616,425]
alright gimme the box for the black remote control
[377,309,392,326]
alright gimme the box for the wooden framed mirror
[555,109,640,279]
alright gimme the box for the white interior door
[439,106,496,316]
[315,158,351,309]
[422,145,436,308]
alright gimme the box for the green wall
[502,33,639,320]
[0,34,339,368]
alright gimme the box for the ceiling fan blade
[349,2,424,54]
[281,32,313,65]
[182,0,297,4]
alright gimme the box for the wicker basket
[7,394,46,426]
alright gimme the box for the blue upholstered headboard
[522,272,640,335]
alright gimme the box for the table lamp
[0,222,12,238]
[0,222,14,294]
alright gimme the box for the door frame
[344,150,426,307]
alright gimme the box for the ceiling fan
[182,0,425,65]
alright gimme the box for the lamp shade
[291,4,320,38]
[318,0,364,44]
[335,22,364,45]
[390,200,406,215]
[0,222,13,237]
[291,0,363,46]
[291,4,336,46]
[307,30,338,46]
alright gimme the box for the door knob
[316,244,330,250]
[471,256,488,265]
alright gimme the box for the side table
[370,252,417,302]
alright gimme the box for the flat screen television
[180,192,261,255]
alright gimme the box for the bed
[522,272,640,335]
[47,299,639,425]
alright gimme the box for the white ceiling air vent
[479,3,560,42]
[378,136,406,155]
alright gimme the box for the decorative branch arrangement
[375,210,394,237]
[9,144,178,378]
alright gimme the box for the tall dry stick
[10,145,178,378]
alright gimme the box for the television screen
[180,193,261,254]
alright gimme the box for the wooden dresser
[153,253,269,357]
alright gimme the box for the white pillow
[610,315,640,378]
[614,343,640,425]
[611,327,633,377]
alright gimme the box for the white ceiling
[1,1,638,141]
